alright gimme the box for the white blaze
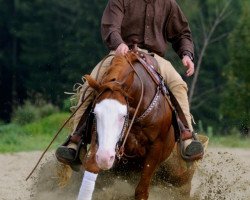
[94,99,127,169]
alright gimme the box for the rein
[90,54,145,159]
[26,92,93,181]
[116,55,145,159]
[115,51,172,158]
[92,52,168,159]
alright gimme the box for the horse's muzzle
[96,149,115,170]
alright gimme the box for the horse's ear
[84,75,101,92]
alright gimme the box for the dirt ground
[1,147,250,200]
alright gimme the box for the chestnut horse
[80,52,176,200]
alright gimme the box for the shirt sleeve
[101,0,125,50]
[165,0,194,59]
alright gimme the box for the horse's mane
[101,53,137,84]
[84,53,137,99]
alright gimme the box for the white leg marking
[77,171,98,200]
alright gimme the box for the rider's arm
[101,0,125,50]
[166,0,194,60]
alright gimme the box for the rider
[56,0,203,165]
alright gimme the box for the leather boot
[55,104,93,168]
[55,133,82,165]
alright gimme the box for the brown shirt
[101,0,194,58]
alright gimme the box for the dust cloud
[27,147,250,200]
[1,147,249,200]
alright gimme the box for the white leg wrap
[77,171,98,200]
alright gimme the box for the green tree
[177,0,242,133]
[0,0,107,121]
[19,0,106,105]
[0,0,25,122]
[221,1,250,135]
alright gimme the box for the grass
[0,113,71,153]
[208,134,250,148]
[0,113,249,153]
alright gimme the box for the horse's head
[85,72,133,170]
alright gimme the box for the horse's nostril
[110,156,115,162]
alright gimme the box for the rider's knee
[169,79,188,93]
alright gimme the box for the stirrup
[55,136,85,171]
[179,132,204,161]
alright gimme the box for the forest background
[0,0,249,144]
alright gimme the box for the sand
[0,147,250,200]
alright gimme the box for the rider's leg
[70,55,114,138]
[153,54,203,158]
[154,54,193,130]
[56,54,114,164]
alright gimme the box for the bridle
[90,78,137,160]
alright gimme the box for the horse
[78,52,178,200]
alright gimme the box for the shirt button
[146,25,149,28]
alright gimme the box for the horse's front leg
[83,129,100,173]
[135,140,163,200]
[78,141,100,200]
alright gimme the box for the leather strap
[132,51,192,141]
[168,90,189,129]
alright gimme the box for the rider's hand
[182,55,195,77]
[115,43,129,56]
